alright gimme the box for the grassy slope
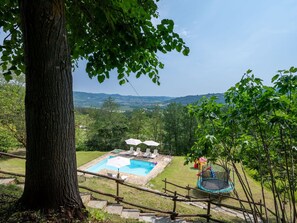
[0,184,140,223]
[149,157,276,218]
[0,151,274,222]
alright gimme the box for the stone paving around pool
[78,151,172,185]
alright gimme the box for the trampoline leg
[207,194,211,222]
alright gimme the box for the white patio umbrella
[106,156,131,174]
[143,140,160,147]
[125,138,142,146]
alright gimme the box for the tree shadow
[11,149,26,156]
[189,167,199,170]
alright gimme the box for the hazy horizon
[73,90,225,98]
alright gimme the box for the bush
[0,129,19,152]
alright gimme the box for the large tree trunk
[19,0,83,212]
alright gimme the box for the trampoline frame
[197,178,234,194]
[197,163,234,194]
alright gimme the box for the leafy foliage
[0,75,25,150]
[163,103,196,155]
[85,98,128,151]
[0,0,190,218]
[186,68,297,222]
[0,0,189,85]
[75,100,195,155]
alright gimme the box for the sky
[2,1,297,97]
[73,0,297,97]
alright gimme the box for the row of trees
[0,79,196,155]
[186,68,297,222]
[76,98,197,155]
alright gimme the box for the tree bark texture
[19,0,83,210]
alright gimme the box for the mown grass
[0,156,25,175]
[0,151,106,175]
[0,151,274,222]
[76,151,107,167]
[79,177,239,223]
[149,157,277,220]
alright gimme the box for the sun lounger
[143,148,151,158]
[121,175,128,181]
[107,172,128,181]
[111,149,123,154]
[107,172,117,178]
[133,147,142,156]
[124,147,134,155]
[150,149,159,158]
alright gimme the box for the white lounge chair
[125,147,134,155]
[107,172,128,181]
[143,148,151,158]
[151,149,159,158]
[121,175,128,181]
[134,147,142,156]
[107,172,117,178]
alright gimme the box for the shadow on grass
[11,149,26,156]
[0,148,26,161]
[189,167,199,170]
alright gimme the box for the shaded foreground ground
[0,184,144,222]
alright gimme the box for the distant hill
[73,92,173,110]
[73,91,225,110]
[166,93,225,105]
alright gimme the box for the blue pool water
[86,156,156,176]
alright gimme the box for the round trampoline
[197,164,234,194]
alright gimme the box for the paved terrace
[78,151,172,185]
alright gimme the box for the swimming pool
[86,156,156,176]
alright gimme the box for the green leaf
[97,75,105,83]
[272,74,279,83]
[289,66,297,73]
[159,62,164,69]
[176,44,182,52]
[118,73,124,80]
[164,44,171,51]
[119,79,126,85]
[14,69,22,76]
[148,72,154,78]
[182,47,190,56]
[3,71,13,82]
[136,71,142,78]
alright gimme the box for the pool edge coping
[78,152,172,185]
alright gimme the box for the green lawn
[0,151,275,222]
[149,157,276,219]
[0,151,106,175]
[76,151,107,167]
[0,156,25,175]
